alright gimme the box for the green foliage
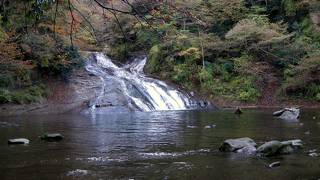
[300,17,320,42]
[172,64,192,84]
[282,0,298,17]
[238,78,258,100]
[0,89,11,103]
[146,45,162,73]
[316,93,320,101]
[283,55,320,99]
[22,33,84,78]
[0,85,46,104]
[0,74,14,88]
[233,53,252,75]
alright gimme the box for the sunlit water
[0,109,320,179]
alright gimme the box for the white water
[85,53,197,111]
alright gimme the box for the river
[0,109,319,179]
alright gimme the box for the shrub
[233,53,252,75]
[283,55,320,99]
[0,74,14,88]
[0,88,12,103]
[22,33,84,79]
[146,45,162,73]
[0,85,46,104]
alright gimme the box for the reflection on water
[0,109,320,179]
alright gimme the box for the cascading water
[85,53,201,112]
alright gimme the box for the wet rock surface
[273,107,300,120]
[8,138,30,145]
[235,145,257,155]
[268,161,281,168]
[40,133,64,142]
[0,69,102,116]
[257,139,303,157]
[220,138,303,157]
[257,141,283,156]
[219,137,257,152]
[234,107,243,114]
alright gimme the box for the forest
[0,0,319,106]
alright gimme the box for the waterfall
[85,53,200,112]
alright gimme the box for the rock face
[41,133,64,142]
[0,69,102,116]
[273,108,300,120]
[257,139,303,157]
[8,138,30,145]
[219,137,257,152]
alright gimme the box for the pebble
[268,161,281,168]
[187,126,197,129]
[309,153,318,157]
[8,138,30,145]
[204,125,216,129]
[304,131,311,135]
[308,149,317,153]
[66,169,88,177]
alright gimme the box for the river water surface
[0,109,320,179]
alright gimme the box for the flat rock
[8,138,30,145]
[41,133,64,141]
[219,137,257,152]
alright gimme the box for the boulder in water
[257,139,303,156]
[273,107,300,120]
[219,137,257,152]
[8,138,30,145]
[41,133,64,142]
[234,107,243,114]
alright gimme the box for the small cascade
[85,53,201,112]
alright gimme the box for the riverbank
[0,67,319,117]
[0,69,101,116]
